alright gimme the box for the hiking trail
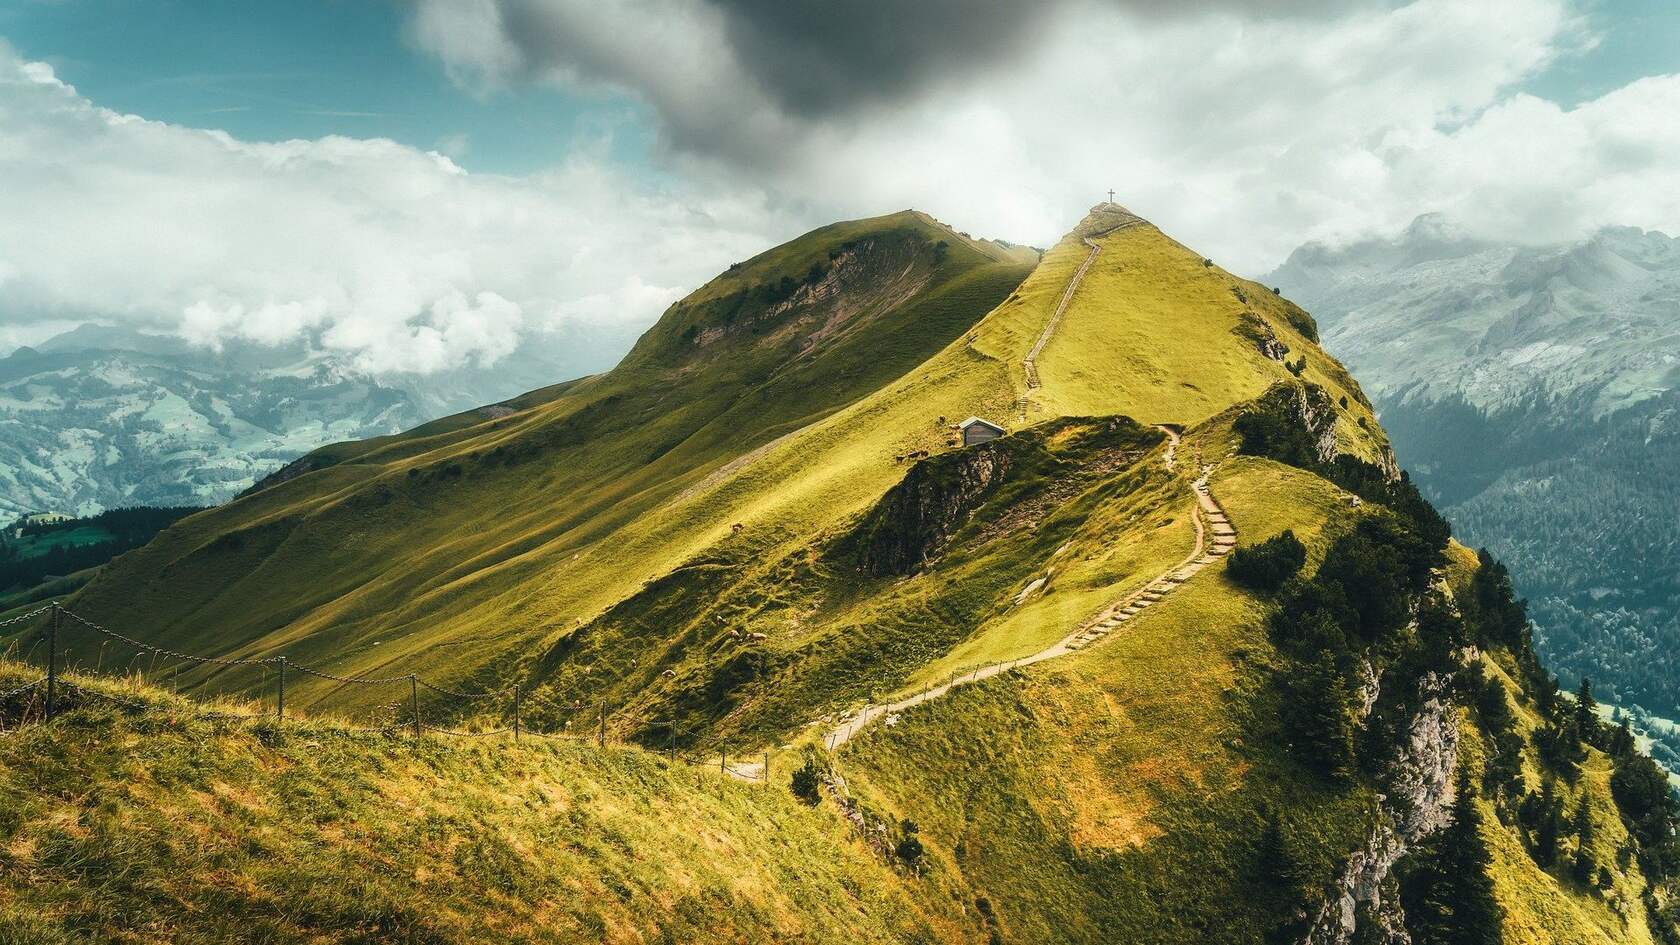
[819,425,1236,751]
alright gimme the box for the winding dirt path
[819,426,1236,751]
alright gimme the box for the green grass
[0,203,1433,756]
[0,662,949,945]
[995,221,1387,463]
[33,211,1034,719]
[1464,654,1659,944]
[836,443,1378,944]
[0,203,1662,943]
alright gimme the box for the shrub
[1226,530,1306,592]
[894,820,925,870]
[790,757,823,806]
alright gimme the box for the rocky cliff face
[851,442,1014,576]
[1294,384,1343,469]
[1305,670,1459,945]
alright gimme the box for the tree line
[1234,382,1680,944]
[0,506,203,591]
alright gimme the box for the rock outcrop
[852,442,1014,576]
[1235,311,1290,362]
[1304,671,1459,945]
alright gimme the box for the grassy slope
[5,204,1636,943]
[980,208,1385,459]
[1437,542,1656,943]
[1472,660,1657,943]
[840,450,1373,944]
[0,664,949,945]
[39,212,1034,715]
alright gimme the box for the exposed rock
[1353,659,1381,721]
[1385,673,1459,842]
[1235,311,1289,361]
[1292,384,1343,468]
[1305,821,1410,945]
[1304,671,1458,945]
[1235,381,1342,470]
[852,442,1014,576]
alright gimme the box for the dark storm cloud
[704,0,1056,116]
[703,0,1379,118]
[410,0,1382,166]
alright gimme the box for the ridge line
[1018,220,1145,419]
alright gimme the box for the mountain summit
[4,208,1674,944]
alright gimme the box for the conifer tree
[1534,779,1563,868]
[1574,678,1600,747]
[1401,768,1504,944]
[1571,799,1597,885]
[1282,651,1356,779]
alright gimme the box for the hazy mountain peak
[1269,219,1680,417]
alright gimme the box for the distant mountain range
[0,322,640,522]
[1269,216,1680,738]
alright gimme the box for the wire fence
[0,602,773,783]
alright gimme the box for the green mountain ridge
[3,205,1676,944]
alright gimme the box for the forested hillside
[1268,219,1680,769]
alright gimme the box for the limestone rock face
[1304,671,1459,945]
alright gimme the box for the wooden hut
[958,416,1006,447]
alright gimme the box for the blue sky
[1522,0,1680,104]
[4,0,1674,175]
[0,0,653,175]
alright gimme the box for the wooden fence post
[276,656,286,719]
[45,603,59,722]
[763,751,769,784]
[597,707,605,748]
[410,675,421,738]
[512,684,521,742]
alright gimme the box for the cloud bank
[411,0,1680,271]
[4,1,1679,378]
[0,46,782,373]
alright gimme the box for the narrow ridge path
[1022,236,1101,393]
[1017,218,1144,420]
[821,426,1236,750]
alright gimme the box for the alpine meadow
[4,202,1677,943]
[4,2,1680,943]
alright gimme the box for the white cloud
[408,0,1680,272]
[4,0,1677,378]
[0,46,783,373]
